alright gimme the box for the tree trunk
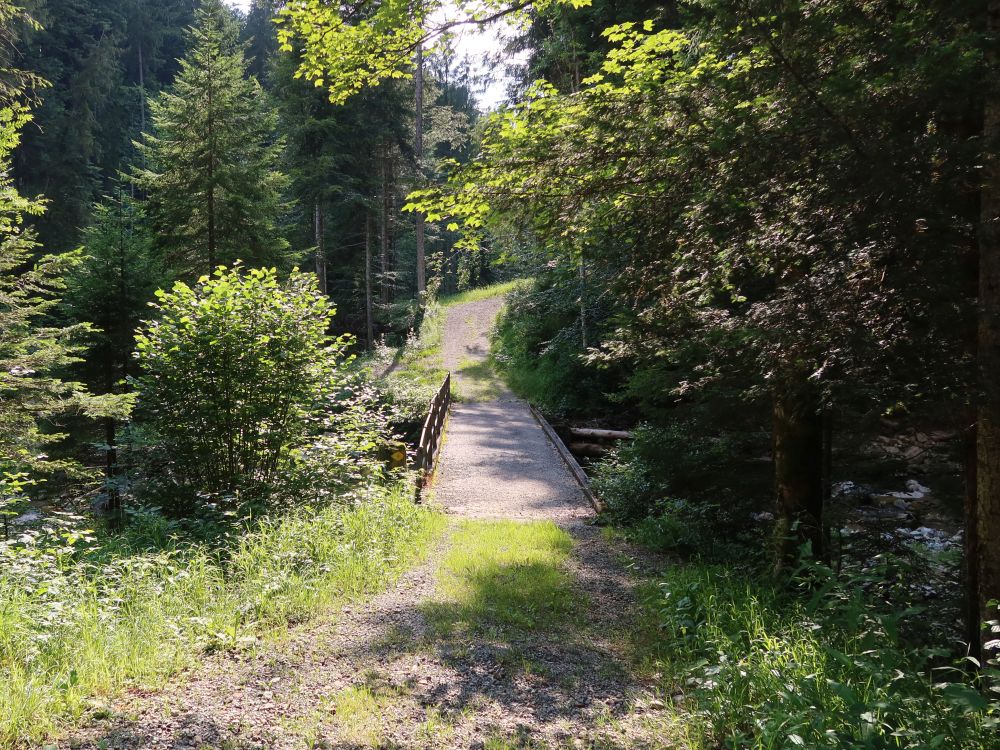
[976,0,1000,658]
[414,42,426,294]
[772,383,825,575]
[365,211,375,351]
[206,76,215,272]
[314,199,327,295]
[380,151,392,305]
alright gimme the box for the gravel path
[435,296,591,523]
[60,294,671,750]
[440,296,511,399]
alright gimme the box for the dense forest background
[3,0,1000,747]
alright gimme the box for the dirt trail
[63,294,670,750]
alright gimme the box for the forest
[2,0,1000,748]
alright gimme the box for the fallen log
[567,427,633,441]
[569,441,608,458]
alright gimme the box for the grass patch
[439,279,531,308]
[0,486,444,749]
[638,563,1000,750]
[422,520,581,636]
[371,301,448,421]
[329,685,385,746]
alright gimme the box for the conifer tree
[0,107,128,481]
[133,0,291,277]
[62,190,164,507]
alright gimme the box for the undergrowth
[0,486,444,749]
[639,561,1000,749]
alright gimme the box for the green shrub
[134,266,357,511]
[592,423,763,557]
[0,484,442,749]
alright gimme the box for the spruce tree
[133,0,291,277]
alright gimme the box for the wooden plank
[529,405,606,514]
[414,371,452,501]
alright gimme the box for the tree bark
[414,42,426,294]
[313,199,327,295]
[976,0,1000,659]
[365,211,375,351]
[772,382,825,575]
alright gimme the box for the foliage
[276,0,594,105]
[490,273,620,417]
[642,561,1000,749]
[133,266,356,511]
[0,483,443,749]
[132,0,291,277]
[0,105,129,480]
[592,421,769,559]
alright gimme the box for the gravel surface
[59,294,673,750]
[441,296,511,400]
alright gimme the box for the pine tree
[133,0,291,277]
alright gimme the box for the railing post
[413,371,452,502]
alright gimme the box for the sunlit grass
[439,279,531,308]
[0,487,445,749]
[423,520,581,636]
[453,356,507,403]
[329,685,384,746]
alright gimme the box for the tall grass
[0,486,444,749]
[642,564,1000,749]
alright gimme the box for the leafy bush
[644,564,1000,749]
[491,274,620,418]
[0,484,443,749]
[134,266,358,511]
[592,422,764,557]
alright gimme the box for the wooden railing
[414,373,451,497]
